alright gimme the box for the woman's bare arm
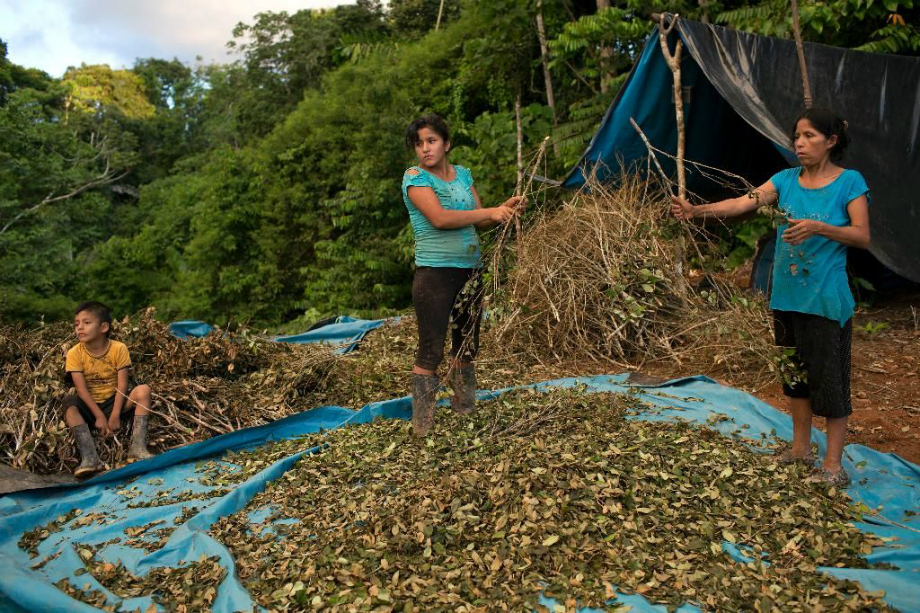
[671,180,778,221]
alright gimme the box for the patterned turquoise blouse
[401,164,482,268]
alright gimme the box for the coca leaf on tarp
[203,388,892,611]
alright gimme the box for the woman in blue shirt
[671,108,870,487]
[402,114,524,436]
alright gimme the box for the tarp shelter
[1,374,919,612]
[563,18,920,283]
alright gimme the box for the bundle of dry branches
[487,173,784,388]
[0,309,336,475]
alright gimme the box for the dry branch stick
[630,118,673,197]
[630,117,690,299]
[0,167,129,236]
[451,138,551,383]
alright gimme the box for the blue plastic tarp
[272,316,396,354]
[561,20,920,283]
[168,320,215,339]
[561,32,789,195]
[167,316,394,353]
[1,375,918,612]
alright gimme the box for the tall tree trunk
[536,0,559,156]
[536,0,556,123]
[515,92,524,191]
[596,0,613,93]
[435,0,446,31]
[790,0,813,108]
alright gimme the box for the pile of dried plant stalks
[315,316,581,410]
[0,309,335,475]
[205,388,891,611]
[488,174,782,389]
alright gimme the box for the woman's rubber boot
[411,374,439,437]
[73,424,103,477]
[128,414,155,462]
[449,365,476,415]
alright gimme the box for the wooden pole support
[656,13,687,199]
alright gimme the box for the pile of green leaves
[209,388,892,611]
[56,554,225,613]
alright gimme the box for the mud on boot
[449,364,476,415]
[73,423,104,477]
[127,414,155,462]
[411,373,439,437]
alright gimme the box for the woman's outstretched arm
[671,180,778,221]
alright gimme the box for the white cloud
[1,0,352,77]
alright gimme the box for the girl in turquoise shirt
[672,108,870,487]
[402,114,524,436]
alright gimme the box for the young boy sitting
[62,302,155,477]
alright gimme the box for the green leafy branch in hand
[751,189,791,227]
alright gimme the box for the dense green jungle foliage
[2,0,918,327]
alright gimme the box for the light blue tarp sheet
[168,316,395,354]
[273,316,396,354]
[1,375,918,612]
[168,320,215,339]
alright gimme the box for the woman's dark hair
[405,114,450,150]
[792,107,850,161]
[74,301,113,337]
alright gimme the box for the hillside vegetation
[2,0,918,327]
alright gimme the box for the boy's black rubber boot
[449,365,477,415]
[73,424,103,477]
[411,374,439,437]
[127,414,155,462]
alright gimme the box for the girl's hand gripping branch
[504,195,527,210]
[489,206,514,224]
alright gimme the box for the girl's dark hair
[792,107,850,161]
[405,114,450,150]
[74,301,113,337]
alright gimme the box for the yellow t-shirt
[65,340,132,403]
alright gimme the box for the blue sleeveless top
[402,165,481,268]
[769,167,870,326]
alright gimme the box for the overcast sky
[1,0,354,77]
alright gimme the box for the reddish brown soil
[759,289,920,464]
[640,289,920,465]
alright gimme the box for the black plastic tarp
[566,19,920,282]
[679,19,920,281]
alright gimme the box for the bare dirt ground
[644,288,920,464]
[762,289,920,464]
